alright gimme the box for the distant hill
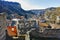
[0,1,59,19]
[30,7,56,16]
[0,1,25,15]
[30,9,45,16]
[0,1,34,18]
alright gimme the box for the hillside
[0,1,34,18]
[0,1,59,19]
[45,7,60,24]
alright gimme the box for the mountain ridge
[0,1,59,18]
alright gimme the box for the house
[56,16,60,24]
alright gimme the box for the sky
[4,0,60,10]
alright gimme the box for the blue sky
[5,0,60,10]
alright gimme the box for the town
[0,0,60,40]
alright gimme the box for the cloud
[5,0,44,10]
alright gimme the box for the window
[59,16,60,19]
[18,21,24,29]
[30,21,36,28]
[11,21,16,26]
[25,21,30,27]
[0,21,3,25]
